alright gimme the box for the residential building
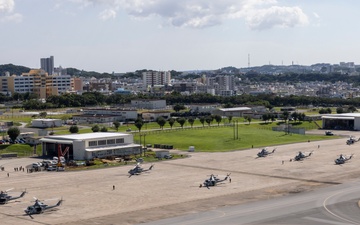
[40,56,54,75]
[142,71,171,88]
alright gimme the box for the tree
[91,125,100,132]
[348,105,357,113]
[113,121,120,131]
[168,117,175,129]
[326,108,332,114]
[7,127,20,142]
[188,117,195,128]
[291,112,299,122]
[176,117,186,128]
[336,107,344,114]
[246,116,251,124]
[135,118,144,132]
[214,115,222,126]
[228,116,233,123]
[100,127,108,132]
[199,117,205,127]
[156,117,166,130]
[205,116,213,126]
[69,125,79,133]
[173,104,186,112]
[281,111,290,123]
[39,111,47,118]
[262,114,269,123]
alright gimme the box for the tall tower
[40,56,54,75]
[248,54,250,68]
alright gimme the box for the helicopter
[128,162,154,177]
[346,136,360,145]
[335,154,354,165]
[257,147,276,158]
[293,151,313,161]
[199,173,231,189]
[24,197,62,218]
[0,189,26,204]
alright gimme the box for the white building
[40,132,141,160]
[32,119,63,128]
[50,75,72,93]
[322,113,360,130]
[213,107,252,117]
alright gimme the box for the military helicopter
[335,154,354,165]
[293,151,313,161]
[128,162,154,177]
[199,173,231,189]
[257,147,276,158]
[0,188,26,204]
[346,136,360,145]
[24,197,62,218]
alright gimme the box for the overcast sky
[0,0,359,73]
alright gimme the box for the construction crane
[57,144,69,168]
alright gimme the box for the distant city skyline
[1,1,360,73]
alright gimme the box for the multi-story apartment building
[40,56,54,75]
[142,71,171,88]
[71,77,83,92]
[47,74,71,93]
[0,75,34,94]
[0,69,72,99]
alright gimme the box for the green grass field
[0,144,42,157]
[133,125,336,152]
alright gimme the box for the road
[142,180,360,225]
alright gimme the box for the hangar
[40,132,141,160]
[321,113,360,130]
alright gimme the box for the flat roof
[43,132,129,141]
[32,119,62,121]
[322,116,355,120]
[86,143,140,152]
[219,107,251,112]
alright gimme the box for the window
[89,141,97,147]
[98,140,106,145]
[116,138,124,144]
[107,139,115,145]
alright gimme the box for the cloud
[0,12,22,22]
[99,9,116,20]
[244,6,309,30]
[65,0,309,30]
[0,0,14,13]
[0,0,22,23]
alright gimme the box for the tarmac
[1,130,360,225]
